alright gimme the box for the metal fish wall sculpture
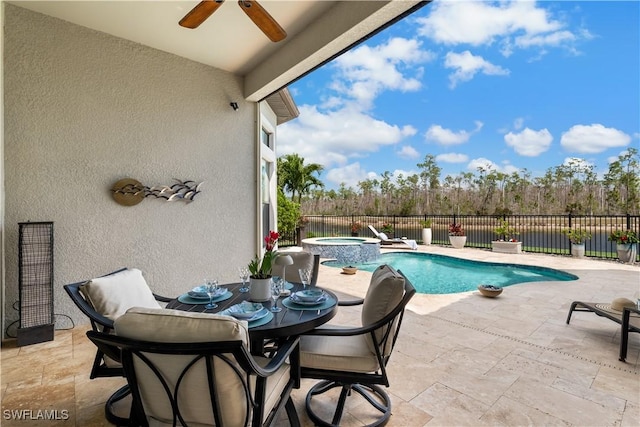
[111,178,204,206]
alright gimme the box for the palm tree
[278,154,324,204]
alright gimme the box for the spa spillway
[301,237,380,263]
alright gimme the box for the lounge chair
[368,225,418,250]
[566,298,640,361]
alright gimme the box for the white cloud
[325,163,373,189]
[333,37,434,108]
[425,121,483,145]
[467,157,498,172]
[444,51,509,88]
[397,145,420,160]
[562,157,593,171]
[416,1,581,57]
[608,150,631,164]
[504,127,553,156]
[560,124,631,153]
[436,153,469,163]
[279,105,415,168]
[279,36,431,170]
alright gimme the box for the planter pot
[616,243,638,264]
[478,284,503,298]
[422,228,432,245]
[342,266,357,275]
[570,243,585,258]
[351,232,359,237]
[491,241,522,254]
[449,235,467,249]
[249,277,271,302]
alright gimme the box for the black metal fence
[279,214,640,262]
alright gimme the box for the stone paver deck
[1,245,638,426]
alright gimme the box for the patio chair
[63,267,172,424]
[87,307,301,427]
[273,251,320,286]
[566,298,640,333]
[299,264,416,426]
[368,225,418,250]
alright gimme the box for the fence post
[568,213,572,229]
[626,213,631,230]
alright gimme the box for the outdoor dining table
[166,282,338,353]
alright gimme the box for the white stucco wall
[2,4,258,332]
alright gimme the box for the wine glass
[270,277,282,312]
[205,278,219,309]
[238,267,250,293]
[298,268,311,290]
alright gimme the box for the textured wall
[3,4,258,331]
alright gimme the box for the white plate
[226,302,264,319]
[289,293,327,306]
[294,289,324,302]
[188,286,227,300]
[222,306,269,322]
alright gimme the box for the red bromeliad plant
[608,229,639,244]
[448,223,465,236]
[248,231,279,279]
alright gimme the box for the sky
[278,0,640,190]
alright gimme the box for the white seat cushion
[361,265,404,354]
[80,268,160,321]
[300,326,380,373]
[115,307,290,426]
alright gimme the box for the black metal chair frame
[87,331,301,427]
[300,270,416,427]
[566,301,640,334]
[63,268,172,425]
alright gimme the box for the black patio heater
[17,221,55,346]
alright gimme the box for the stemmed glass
[205,278,219,310]
[298,268,311,290]
[270,277,283,312]
[238,267,250,293]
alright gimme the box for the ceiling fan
[179,0,287,42]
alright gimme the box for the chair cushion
[361,265,405,354]
[80,268,160,321]
[272,251,315,284]
[115,308,288,426]
[378,232,388,240]
[300,327,380,373]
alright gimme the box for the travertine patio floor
[1,245,638,426]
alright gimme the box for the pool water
[323,252,578,294]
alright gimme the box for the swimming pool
[323,252,578,294]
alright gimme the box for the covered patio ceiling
[10,1,429,101]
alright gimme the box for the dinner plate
[221,306,269,322]
[293,289,324,302]
[225,302,264,319]
[288,292,327,306]
[188,286,227,300]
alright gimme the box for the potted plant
[448,223,466,249]
[561,228,592,258]
[492,220,522,254]
[420,219,432,245]
[248,231,279,301]
[381,222,394,238]
[608,229,639,263]
[351,221,361,237]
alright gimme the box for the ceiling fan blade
[237,0,287,42]
[179,0,224,29]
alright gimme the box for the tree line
[276,149,639,232]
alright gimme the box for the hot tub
[301,237,380,263]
